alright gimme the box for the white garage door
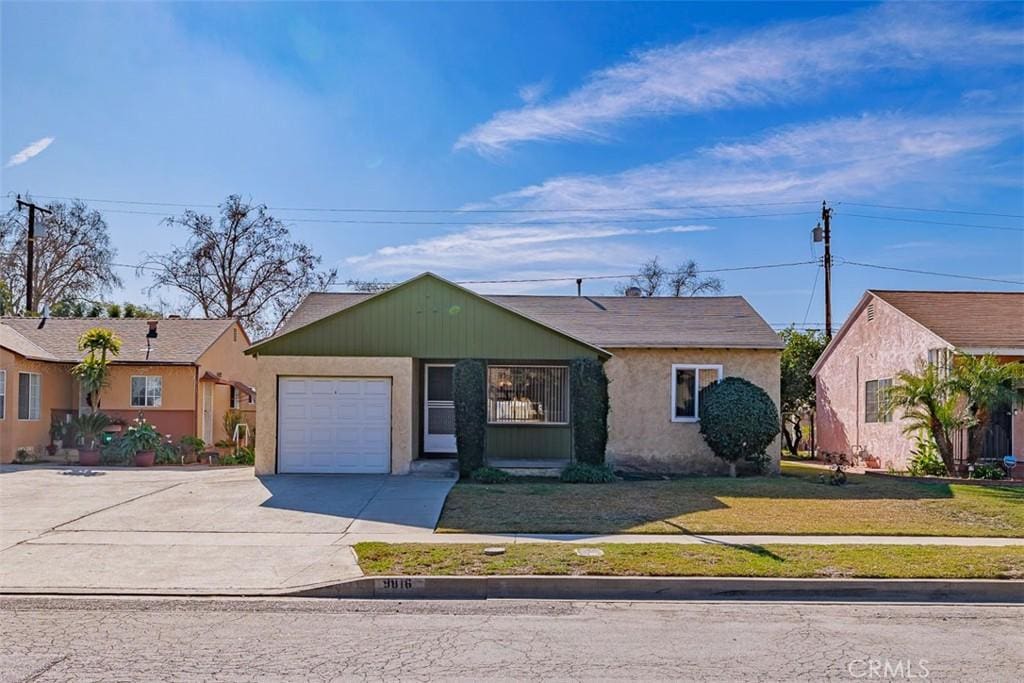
[277,377,391,474]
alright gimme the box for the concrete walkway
[0,466,455,594]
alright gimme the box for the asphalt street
[1,597,1022,681]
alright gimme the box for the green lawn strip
[354,542,1024,579]
[436,462,1024,537]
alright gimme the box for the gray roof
[0,317,238,364]
[276,290,783,350]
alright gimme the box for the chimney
[147,320,159,338]
[167,314,181,320]
[624,286,643,298]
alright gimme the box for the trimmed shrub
[453,359,487,476]
[698,377,780,477]
[570,358,609,465]
[470,466,513,484]
[560,462,617,484]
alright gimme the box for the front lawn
[436,462,1024,537]
[355,542,1024,579]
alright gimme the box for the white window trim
[130,375,163,408]
[486,364,570,426]
[0,369,6,420]
[17,372,41,421]
[670,364,723,423]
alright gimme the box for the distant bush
[560,463,617,484]
[907,433,947,477]
[970,464,1004,481]
[469,466,513,484]
[699,377,780,477]
[453,360,487,475]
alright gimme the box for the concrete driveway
[0,465,455,594]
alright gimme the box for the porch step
[490,458,569,478]
[410,458,459,478]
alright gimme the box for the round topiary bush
[698,377,780,477]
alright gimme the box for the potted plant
[123,417,162,467]
[47,420,67,457]
[70,412,112,466]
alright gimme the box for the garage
[277,377,391,473]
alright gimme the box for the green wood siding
[486,425,571,460]
[255,274,603,360]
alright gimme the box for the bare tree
[145,195,338,338]
[344,278,392,293]
[0,197,122,312]
[616,257,723,297]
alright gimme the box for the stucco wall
[197,321,258,444]
[0,352,74,463]
[814,295,950,470]
[253,355,414,475]
[605,347,782,475]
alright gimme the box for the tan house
[0,317,256,463]
[812,290,1024,471]
[245,273,782,476]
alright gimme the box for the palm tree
[951,354,1024,462]
[886,363,975,477]
[70,327,121,410]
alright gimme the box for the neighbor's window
[230,386,240,410]
[131,376,163,407]
[864,378,893,423]
[927,348,952,376]
[17,372,40,421]
[0,370,6,420]
[487,365,568,424]
[671,364,722,422]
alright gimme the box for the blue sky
[2,1,1022,330]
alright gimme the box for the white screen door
[203,382,214,445]
[424,364,456,453]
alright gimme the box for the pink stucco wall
[814,294,951,471]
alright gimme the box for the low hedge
[560,462,617,484]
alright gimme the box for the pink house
[811,290,1024,471]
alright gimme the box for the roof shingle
[273,290,783,350]
[871,290,1024,349]
[0,318,237,364]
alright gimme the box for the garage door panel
[278,377,391,474]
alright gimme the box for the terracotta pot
[78,449,101,466]
[182,451,198,465]
[864,456,881,469]
[134,451,156,467]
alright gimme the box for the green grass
[436,462,1024,537]
[355,542,1024,579]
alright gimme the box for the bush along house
[245,273,783,476]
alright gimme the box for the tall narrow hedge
[570,357,609,465]
[453,359,487,475]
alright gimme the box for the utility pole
[15,195,52,313]
[822,201,833,340]
[811,200,834,340]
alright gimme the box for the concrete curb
[285,576,1024,603]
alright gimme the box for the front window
[864,378,893,423]
[671,364,722,422]
[487,365,568,424]
[18,372,40,420]
[131,376,163,407]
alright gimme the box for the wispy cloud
[485,111,1016,213]
[345,224,714,277]
[455,5,1022,155]
[5,136,55,168]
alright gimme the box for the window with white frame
[230,386,240,410]
[927,348,953,376]
[487,365,569,424]
[864,378,893,423]
[671,364,722,422]
[0,370,6,419]
[131,376,163,407]
[17,372,40,421]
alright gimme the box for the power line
[20,192,820,214]
[838,212,1024,233]
[838,259,1024,286]
[91,207,814,227]
[838,201,1024,219]
[802,263,821,327]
